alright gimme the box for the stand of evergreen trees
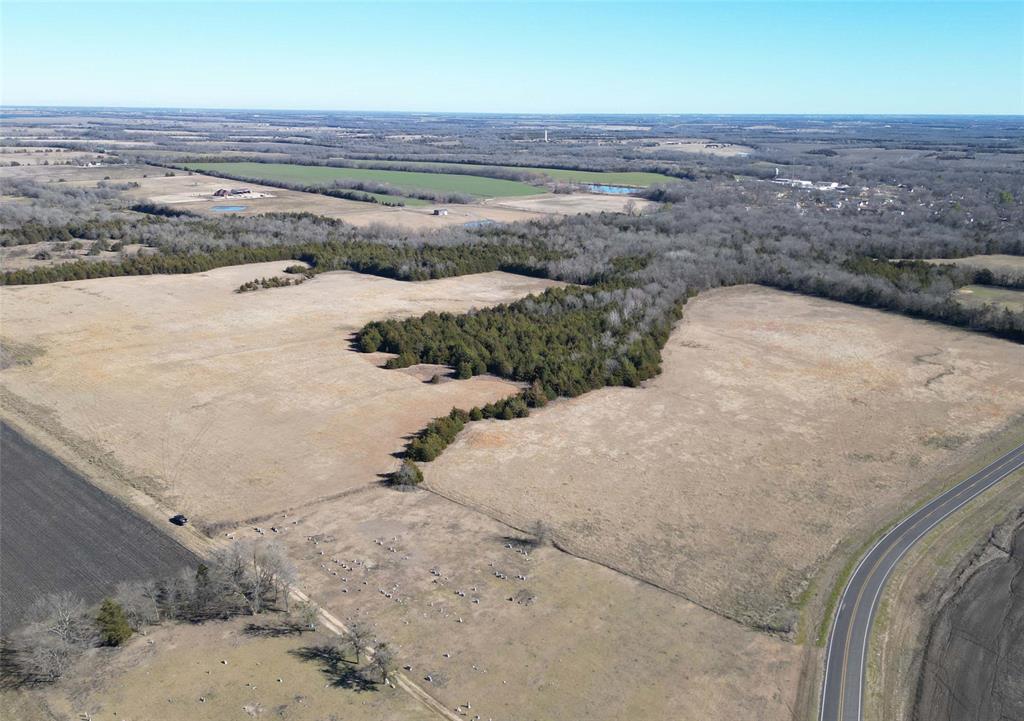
[1,237,559,286]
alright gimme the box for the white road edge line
[818,444,1024,721]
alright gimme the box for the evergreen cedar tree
[96,599,133,646]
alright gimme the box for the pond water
[211,205,247,212]
[584,184,638,195]
[464,219,498,228]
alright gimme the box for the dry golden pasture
[1,616,428,721]
[424,286,1024,629]
[260,485,801,721]
[486,192,656,215]
[0,264,564,528]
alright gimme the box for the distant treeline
[0,236,560,286]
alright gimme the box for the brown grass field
[4,272,1022,721]
[423,286,1024,629]
[0,264,564,528]
[0,616,429,721]
[486,193,656,215]
[258,484,802,721]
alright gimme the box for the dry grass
[636,138,753,157]
[2,616,427,721]
[262,484,801,721]
[423,286,1024,629]
[0,147,110,166]
[0,264,564,528]
[863,473,1024,721]
[486,193,656,215]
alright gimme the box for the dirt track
[0,422,197,632]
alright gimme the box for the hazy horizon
[3,1,1021,115]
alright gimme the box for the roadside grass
[812,524,894,646]
[862,473,1023,721]
[809,422,1024,647]
[185,162,542,199]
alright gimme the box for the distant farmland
[336,159,679,187]
[185,162,543,199]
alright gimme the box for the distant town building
[433,208,449,216]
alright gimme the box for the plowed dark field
[0,423,198,632]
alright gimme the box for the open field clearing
[486,192,656,215]
[258,485,801,721]
[1,164,555,229]
[0,147,109,166]
[0,240,152,271]
[513,166,676,186]
[0,264,564,529]
[2,164,645,230]
[0,423,197,632]
[184,162,543,198]
[424,286,1024,629]
[925,254,1024,273]
[955,285,1024,312]
[117,170,388,214]
[330,159,678,187]
[1,616,427,721]
[636,138,754,157]
[0,162,142,183]
[132,172,548,227]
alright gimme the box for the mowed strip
[185,162,543,198]
[0,423,198,632]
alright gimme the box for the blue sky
[2,1,1021,114]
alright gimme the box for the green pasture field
[336,159,678,188]
[185,162,542,199]
[955,285,1024,312]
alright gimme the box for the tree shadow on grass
[289,645,377,693]
[243,620,305,638]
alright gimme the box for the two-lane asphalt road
[819,442,1024,721]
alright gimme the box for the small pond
[584,184,638,195]
[464,219,498,228]
[211,205,247,212]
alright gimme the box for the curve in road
[819,442,1024,721]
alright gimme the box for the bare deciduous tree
[114,580,160,629]
[369,641,394,684]
[344,621,373,664]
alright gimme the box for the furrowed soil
[0,422,198,632]
[913,510,1024,721]
[0,264,564,529]
[424,286,1024,630]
